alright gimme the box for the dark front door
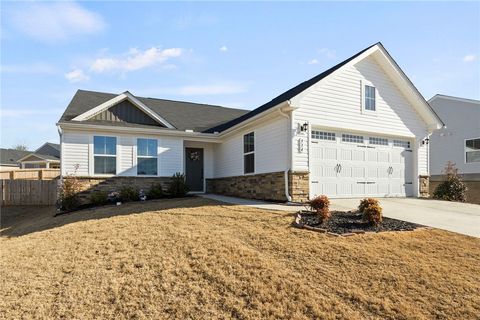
[185,148,204,192]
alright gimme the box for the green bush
[148,183,164,199]
[308,195,331,223]
[358,198,380,213]
[363,204,383,226]
[90,191,108,206]
[168,172,189,197]
[120,186,138,202]
[433,162,467,202]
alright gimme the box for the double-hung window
[364,85,376,111]
[465,138,480,163]
[137,138,158,175]
[244,132,255,174]
[94,136,116,174]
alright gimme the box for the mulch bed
[296,211,424,235]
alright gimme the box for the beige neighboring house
[0,149,32,171]
[17,143,61,169]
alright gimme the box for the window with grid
[369,137,388,146]
[393,140,410,149]
[465,138,480,163]
[137,138,158,175]
[311,130,336,141]
[243,132,255,174]
[365,85,376,111]
[342,134,364,143]
[94,136,116,174]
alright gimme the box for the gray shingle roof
[59,90,250,132]
[0,149,32,166]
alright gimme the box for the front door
[185,148,204,192]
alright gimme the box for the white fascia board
[57,122,222,143]
[71,92,175,129]
[16,153,50,162]
[428,94,480,105]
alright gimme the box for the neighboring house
[428,94,480,203]
[0,149,32,171]
[17,142,61,169]
[57,42,443,202]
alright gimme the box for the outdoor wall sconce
[300,122,309,132]
[421,137,430,145]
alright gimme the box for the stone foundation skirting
[206,171,287,202]
[288,170,309,203]
[419,175,430,198]
[430,174,480,204]
[65,176,172,204]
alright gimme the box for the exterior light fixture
[300,122,309,132]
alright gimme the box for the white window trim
[243,131,255,175]
[91,135,118,177]
[136,137,159,176]
[465,137,480,164]
[360,80,377,114]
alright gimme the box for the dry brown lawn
[1,197,479,319]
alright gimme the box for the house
[57,42,443,202]
[17,143,61,169]
[428,94,480,202]
[0,149,32,171]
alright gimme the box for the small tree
[433,162,467,202]
[57,164,82,211]
[308,195,331,224]
[13,144,28,151]
[168,173,189,197]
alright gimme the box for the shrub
[358,198,380,213]
[120,186,138,202]
[57,165,82,211]
[363,204,383,226]
[90,191,108,206]
[168,172,189,197]
[308,195,331,223]
[433,162,467,202]
[147,183,164,199]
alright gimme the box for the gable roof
[0,149,32,166]
[35,142,60,158]
[429,94,480,105]
[59,90,249,132]
[205,42,444,133]
[17,153,60,162]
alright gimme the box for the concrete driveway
[330,198,480,238]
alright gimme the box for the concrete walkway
[201,194,480,238]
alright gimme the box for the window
[393,140,411,149]
[369,137,388,146]
[365,85,376,111]
[137,138,158,175]
[94,136,116,174]
[342,134,364,143]
[312,130,336,141]
[243,132,255,174]
[466,138,480,163]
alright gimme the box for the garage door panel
[378,151,389,162]
[367,151,377,162]
[323,165,337,178]
[352,150,365,161]
[324,148,337,160]
[340,149,351,161]
[353,166,366,178]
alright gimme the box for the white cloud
[463,54,477,62]
[220,46,228,52]
[90,47,183,73]
[10,2,105,42]
[65,68,89,83]
[318,48,336,59]
[0,63,56,74]
[307,59,319,65]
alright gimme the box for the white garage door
[309,130,414,198]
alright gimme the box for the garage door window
[369,137,388,146]
[312,130,336,141]
[393,140,410,149]
[342,134,363,143]
[465,138,480,163]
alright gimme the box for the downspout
[278,102,293,202]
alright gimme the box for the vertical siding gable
[91,100,163,127]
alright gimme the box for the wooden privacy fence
[1,179,58,206]
[0,169,60,180]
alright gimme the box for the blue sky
[1,1,479,149]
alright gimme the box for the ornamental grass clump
[308,195,331,224]
[358,198,383,226]
[433,162,467,202]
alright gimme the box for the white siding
[62,132,89,176]
[292,55,430,179]
[213,116,288,178]
[61,130,184,177]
